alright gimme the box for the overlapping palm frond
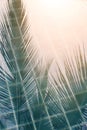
[0,0,87,130]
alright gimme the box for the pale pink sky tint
[24,0,87,60]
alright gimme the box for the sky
[0,0,87,77]
[1,0,87,63]
[23,0,87,61]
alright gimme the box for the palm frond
[0,0,38,130]
[0,0,87,130]
[0,0,53,130]
[48,44,87,130]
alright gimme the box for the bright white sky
[23,0,87,60]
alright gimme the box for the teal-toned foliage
[0,0,87,130]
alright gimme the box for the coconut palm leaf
[0,0,87,130]
[0,0,53,130]
[48,45,87,130]
[0,0,36,130]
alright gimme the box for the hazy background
[23,0,87,60]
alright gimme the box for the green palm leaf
[0,0,87,130]
[49,45,87,130]
[0,0,53,130]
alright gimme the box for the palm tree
[0,0,87,130]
